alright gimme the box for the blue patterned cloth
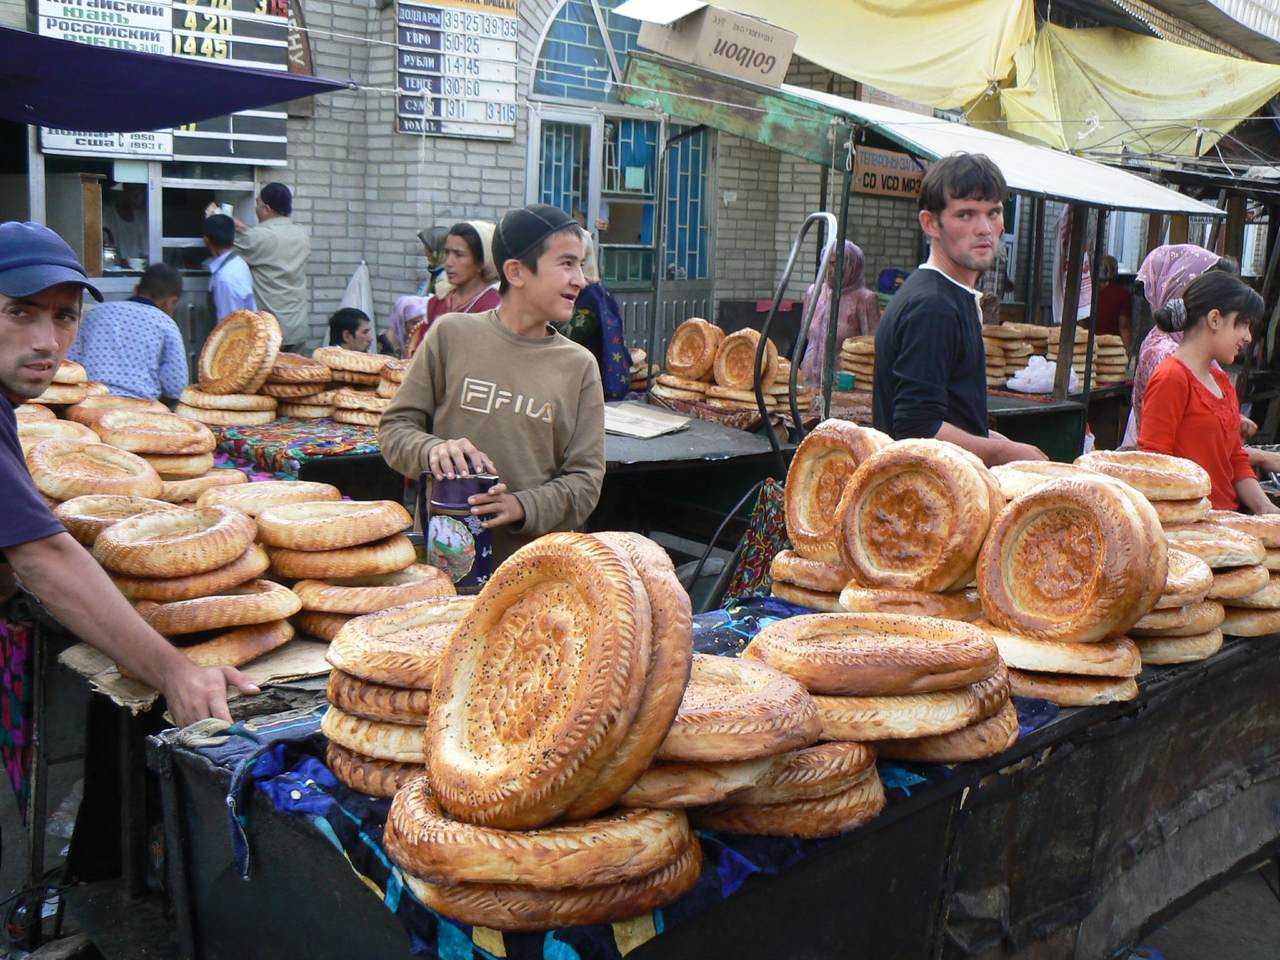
[65,296,188,400]
[207,598,1058,959]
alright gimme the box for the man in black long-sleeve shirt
[873,153,1047,466]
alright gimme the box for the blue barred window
[533,0,642,103]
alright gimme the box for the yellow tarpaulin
[705,0,1034,110]
[991,24,1280,157]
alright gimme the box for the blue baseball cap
[0,222,103,302]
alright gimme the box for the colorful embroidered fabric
[0,617,33,816]
[214,419,381,478]
[723,479,789,606]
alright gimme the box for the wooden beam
[1055,206,1088,399]
[1145,213,1165,260]
[1224,195,1247,264]
[1169,215,1189,245]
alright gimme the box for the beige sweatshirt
[379,310,606,562]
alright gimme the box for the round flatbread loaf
[333,408,382,427]
[33,383,86,406]
[143,451,216,480]
[770,549,853,594]
[93,504,257,577]
[256,499,411,551]
[139,579,301,636]
[840,438,1001,592]
[266,534,417,580]
[293,610,352,642]
[110,543,269,602]
[1137,629,1223,665]
[1220,605,1280,637]
[1164,524,1266,569]
[65,396,167,426]
[692,766,885,838]
[655,373,708,392]
[784,420,891,564]
[651,383,704,403]
[1227,571,1280,609]
[293,565,455,614]
[27,439,163,500]
[385,776,693,889]
[978,476,1165,643]
[1150,497,1212,525]
[656,654,820,763]
[121,618,293,677]
[770,581,843,611]
[158,469,248,504]
[427,533,652,829]
[259,382,327,399]
[813,663,1008,740]
[1204,510,1280,548]
[744,613,999,695]
[322,703,426,764]
[180,387,279,411]
[713,328,778,390]
[665,318,723,380]
[175,403,276,427]
[15,403,55,421]
[989,461,1088,500]
[1155,548,1214,609]
[325,741,423,798]
[198,310,281,395]
[402,840,702,932]
[1075,450,1211,501]
[18,419,101,455]
[277,402,335,419]
[1206,563,1269,600]
[875,698,1020,763]
[326,595,476,688]
[313,346,390,376]
[327,669,432,724]
[977,621,1141,676]
[269,352,331,384]
[562,532,694,821]
[54,494,178,546]
[91,410,216,455]
[53,360,86,384]
[1007,668,1138,706]
[197,479,341,516]
[837,586,981,621]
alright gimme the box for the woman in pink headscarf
[800,240,880,388]
[1121,244,1226,447]
[386,295,428,358]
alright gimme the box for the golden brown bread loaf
[656,653,820,763]
[142,618,293,672]
[313,346,390,376]
[110,544,269,602]
[977,476,1165,643]
[141,451,216,480]
[266,534,417,580]
[269,352,331,384]
[325,741,423,798]
[93,504,256,577]
[744,613,999,695]
[384,777,693,889]
[839,439,1000,593]
[53,494,177,546]
[174,403,276,427]
[664,318,723,380]
[770,581,843,611]
[17,418,99,455]
[1007,668,1138,706]
[402,840,702,932]
[158,469,248,504]
[976,621,1141,676]
[783,420,891,564]
[198,310,281,395]
[770,550,854,594]
[321,703,426,764]
[90,410,217,455]
[692,765,885,838]
[989,461,1086,499]
[875,699,1020,763]
[293,610,352,641]
[326,596,476,688]
[1204,510,1280,548]
[1136,629,1223,665]
[256,499,412,551]
[27,439,163,500]
[1150,497,1211,525]
[1220,606,1280,637]
[15,403,55,421]
[562,532,694,821]
[293,565,455,614]
[327,669,432,724]
[1155,549,1214,609]
[1206,564,1269,601]
[1075,450,1211,501]
[138,579,301,635]
[197,479,341,515]
[814,662,1008,741]
[1164,524,1266,569]
[837,585,982,621]
[427,533,652,829]
[617,757,777,808]
[713,328,778,390]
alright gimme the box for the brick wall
[280,0,554,347]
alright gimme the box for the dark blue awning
[0,25,352,132]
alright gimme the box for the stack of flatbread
[1092,334,1130,385]
[653,319,787,414]
[836,336,875,398]
[261,352,336,419]
[628,348,658,393]
[746,613,1015,764]
[30,360,90,408]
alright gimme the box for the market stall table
[213,418,402,501]
[113,598,1280,960]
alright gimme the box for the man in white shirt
[203,214,256,321]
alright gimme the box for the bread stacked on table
[1092,334,1129,385]
[30,360,89,408]
[25,437,163,506]
[975,472,1159,703]
[1075,450,1212,526]
[376,359,409,404]
[837,335,875,399]
[92,504,299,673]
[323,596,475,796]
[834,438,1003,620]
[983,323,1036,381]
[745,614,1016,763]
[260,352,335,419]
[1045,324,1093,378]
[379,531,709,930]
[772,420,890,610]
[253,498,416,590]
[174,310,282,427]
[1195,512,1280,639]
[17,417,99,455]
[310,347,393,426]
[628,347,658,393]
[85,408,218,480]
[653,318,785,413]
[997,322,1051,358]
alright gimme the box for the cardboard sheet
[604,401,691,439]
[58,638,333,714]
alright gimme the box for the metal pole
[821,126,856,420]
[1026,196,1044,325]
[1054,206,1088,399]
[1081,208,1107,430]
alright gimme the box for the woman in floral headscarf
[386,295,428,357]
[1121,244,1229,447]
[800,240,881,388]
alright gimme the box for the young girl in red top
[1139,272,1276,513]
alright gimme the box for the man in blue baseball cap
[0,222,257,724]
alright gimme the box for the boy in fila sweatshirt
[380,205,605,563]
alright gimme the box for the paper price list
[396,0,520,140]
